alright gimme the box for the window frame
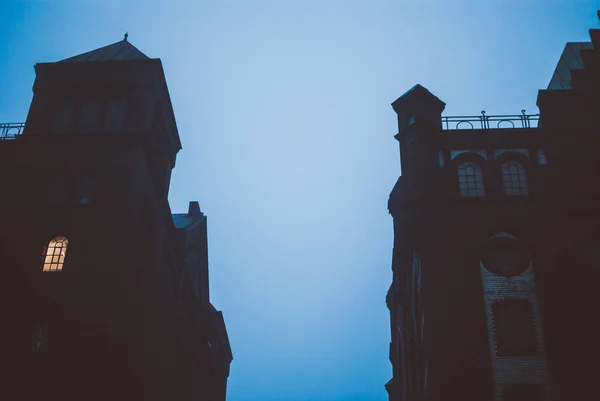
[501,160,530,196]
[42,236,69,272]
[456,160,486,197]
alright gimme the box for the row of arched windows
[457,161,529,197]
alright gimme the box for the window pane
[502,162,529,196]
[42,237,68,272]
[457,162,485,197]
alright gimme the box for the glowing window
[43,236,68,272]
[457,162,485,197]
[502,161,529,196]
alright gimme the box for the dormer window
[502,161,529,196]
[457,162,485,197]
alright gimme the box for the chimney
[188,201,201,216]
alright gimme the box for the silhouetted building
[385,14,599,401]
[0,37,232,401]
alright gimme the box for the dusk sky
[0,1,597,400]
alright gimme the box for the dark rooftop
[60,37,149,62]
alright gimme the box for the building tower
[0,37,232,401]
[385,14,600,401]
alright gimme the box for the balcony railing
[0,122,25,140]
[442,110,539,130]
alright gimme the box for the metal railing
[442,110,539,130]
[0,122,25,140]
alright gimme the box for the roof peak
[60,37,149,63]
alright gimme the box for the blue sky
[0,1,597,400]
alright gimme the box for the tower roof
[60,37,149,62]
[546,42,594,90]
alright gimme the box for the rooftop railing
[0,122,25,140]
[442,110,539,130]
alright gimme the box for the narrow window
[43,236,68,272]
[75,177,94,204]
[502,161,529,196]
[407,115,416,126]
[492,299,538,356]
[457,162,485,197]
[77,100,103,133]
[537,149,547,165]
[437,150,445,166]
[34,326,46,350]
[104,99,126,132]
[52,101,74,133]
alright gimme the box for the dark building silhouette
[0,37,232,401]
[386,14,599,401]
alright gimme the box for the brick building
[385,14,599,401]
[0,37,232,400]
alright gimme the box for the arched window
[502,161,529,196]
[457,162,485,197]
[43,236,68,272]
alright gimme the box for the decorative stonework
[480,234,551,401]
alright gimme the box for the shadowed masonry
[0,37,232,401]
[385,12,600,401]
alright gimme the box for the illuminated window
[502,161,529,196]
[457,162,485,197]
[43,236,68,272]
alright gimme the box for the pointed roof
[60,37,149,62]
[391,83,446,114]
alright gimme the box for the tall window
[457,162,485,197]
[43,236,68,272]
[502,161,529,196]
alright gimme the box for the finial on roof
[124,32,129,42]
